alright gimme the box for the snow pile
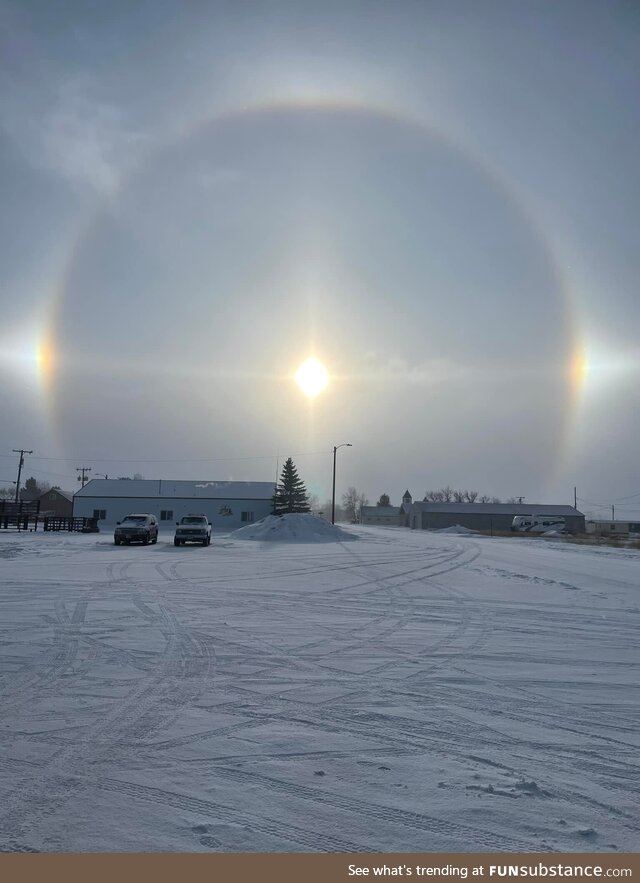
[432,524,478,535]
[232,513,358,543]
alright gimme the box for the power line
[610,490,640,502]
[0,450,332,464]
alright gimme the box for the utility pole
[76,467,92,488]
[611,504,615,521]
[12,449,33,503]
[517,496,525,504]
[331,443,352,525]
[574,486,577,509]
[272,451,280,516]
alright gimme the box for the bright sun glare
[295,357,329,397]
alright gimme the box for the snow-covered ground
[0,524,638,853]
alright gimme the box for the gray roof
[37,488,73,502]
[76,479,275,500]
[411,502,584,517]
[20,489,40,501]
[361,506,401,517]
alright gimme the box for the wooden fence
[43,517,92,532]
[0,500,40,530]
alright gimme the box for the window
[49,492,57,501]
[160,510,174,521]
[241,511,254,523]
[93,509,106,520]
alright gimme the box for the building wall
[587,521,640,535]
[361,515,400,525]
[417,511,586,533]
[420,511,514,531]
[38,491,73,517]
[73,496,273,531]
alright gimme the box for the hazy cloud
[1,70,146,195]
[361,354,475,386]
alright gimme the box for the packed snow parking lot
[0,521,638,853]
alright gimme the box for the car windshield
[181,517,206,524]
[123,516,146,523]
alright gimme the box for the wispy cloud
[1,62,146,196]
[359,353,475,386]
[35,77,146,195]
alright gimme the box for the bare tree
[491,497,502,504]
[342,487,369,523]
[429,487,482,502]
[0,486,15,500]
[506,497,518,504]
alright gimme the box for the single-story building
[37,488,73,518]
[586,519,640,536]
[361,505,401,526]
[73,479,276,531]
[406,501,585,533]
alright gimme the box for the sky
[0,0,638,519]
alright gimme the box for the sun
[295,357,329,397]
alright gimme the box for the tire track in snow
[131,540,487,754]
[92,776,374,853]
[0,557,217,845]
[211,766,536,851]
[0,597,91,712]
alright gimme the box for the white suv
[174,514,212,546]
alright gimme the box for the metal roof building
[73,479,275,530]
[407,502,585,533]
[360,505,401,526]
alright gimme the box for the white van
[511,515,566,533]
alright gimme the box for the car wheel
[143,533,150,545]
[152,535,157,544]
[174,538,180,547]
[114,538,120,545]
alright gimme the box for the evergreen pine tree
[272,458,311,515]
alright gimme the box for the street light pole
[331,443,352,525]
